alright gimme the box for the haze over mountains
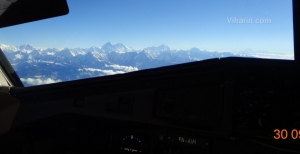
[0,42,292,86]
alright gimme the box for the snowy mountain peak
[190,47,201,52]
[101,42,132,53]
[101,42,114,52]
[103,42,113,48]
[84,46,101,53]
[19,44,34,51]
[104,42,112,46]
[113,43,133,53]
[158,44,170,51]
[144,44,171,53]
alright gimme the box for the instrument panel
[2,58,300,153]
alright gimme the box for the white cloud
[102,70,125,75]
[40,61,54,64]
[20,78,61,86]
[106,64,138,72]
[83,68,102,72]
[78,68,126,75]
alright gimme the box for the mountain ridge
[0,42,291,86]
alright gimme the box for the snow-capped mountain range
[0,42,291,86]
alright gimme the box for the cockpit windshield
[0,0,294,86]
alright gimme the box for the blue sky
[0,0,294,54]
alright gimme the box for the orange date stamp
[274,129,300,140]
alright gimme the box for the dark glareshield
[0,0,69,28]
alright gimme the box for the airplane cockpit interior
[0,0,300,153]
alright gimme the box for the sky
[0,0,294,54]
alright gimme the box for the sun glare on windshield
[0,0,294,86]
